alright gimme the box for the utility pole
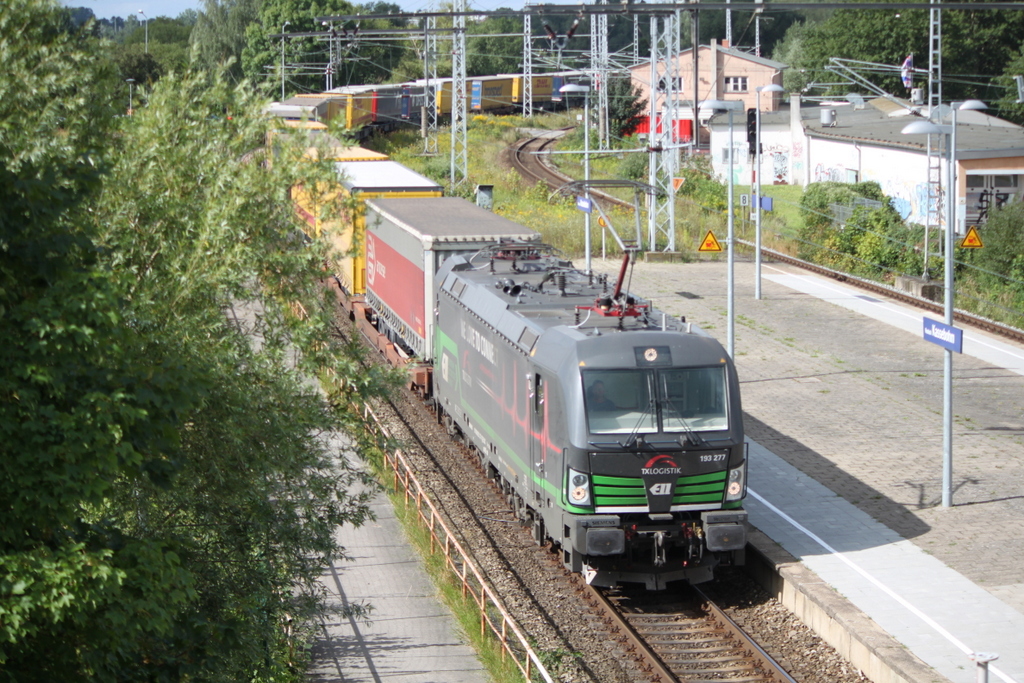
[450,0,468,185]
[647,9,680,252]
[523,10,533,115]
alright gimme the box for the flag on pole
[901,54,913,90]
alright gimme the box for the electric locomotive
[432,243,747,590]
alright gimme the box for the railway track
[509,130,1024,345]
[586,583,797,683]
[510,129,637,210]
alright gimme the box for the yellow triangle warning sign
[699,230,723,252]
[960,226,984,248]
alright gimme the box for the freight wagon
[360,197,540,366]
[293,161,442,312]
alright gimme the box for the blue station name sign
[923,317,963,353]
[576,196,592,213]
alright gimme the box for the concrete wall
[706,122,797,187]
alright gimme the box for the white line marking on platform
[748,487,1017,683]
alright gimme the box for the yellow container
[292,160,442,297]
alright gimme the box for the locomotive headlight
[567,468,591,507]
[725,463,747,501]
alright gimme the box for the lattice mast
[523,10,533,115]
[647,9,681,252]
[927,0,944,257]
[422,15,439,155]
[592,4,610,149]
[450,0,468,185]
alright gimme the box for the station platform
[307,449,488,683]
[610,258,1024,683]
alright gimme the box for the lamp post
[561,83,592,272]
[901,98,987,508]
[701,99,744,359]
[754,83,784,300]
[281,21,290,101]
[322,21,334,91]
[137,10,147,53]
[126,78,135,116]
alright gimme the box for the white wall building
[706,95,1024,229]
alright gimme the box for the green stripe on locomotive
[592,471,728,507]
[433,326,566,503]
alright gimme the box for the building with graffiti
[706,95,1024,232]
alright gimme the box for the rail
[358,402,555,683]
[740,240,1024,344]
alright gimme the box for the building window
[721,145,743,163]
[724,76,748,93]
[657,76,684,93]
[966,174,1021,226]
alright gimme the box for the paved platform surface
[307,458,488,683]
[606,257,1024,683]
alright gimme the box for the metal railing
[359,402,554,683]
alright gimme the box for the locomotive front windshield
[583,367,728,435]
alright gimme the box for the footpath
[307,443,489,683]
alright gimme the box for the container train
[311,171,748,588]
[266,72,586,140]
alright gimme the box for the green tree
[117,15,193,78]
[467,14,522,76]
[242,0,415,94]
[2,0,392,677]
[191,0,263,82]
[966,202,1024,287]
[1,1,195,674]
[606,72,647,139]
[994,47,1024,125]
[780,7,1024,102]
[113,49,163,86]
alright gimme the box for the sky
[63,0,525,21]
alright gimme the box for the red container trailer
[362,197,540,361]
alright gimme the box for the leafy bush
[676,155,727,212]
[798,181,897,264]
[964,202,1024,287]
[616,149,648,182]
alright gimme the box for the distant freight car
[328,83,426,133]
[470,76,515,112]
[510,74,554,104]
